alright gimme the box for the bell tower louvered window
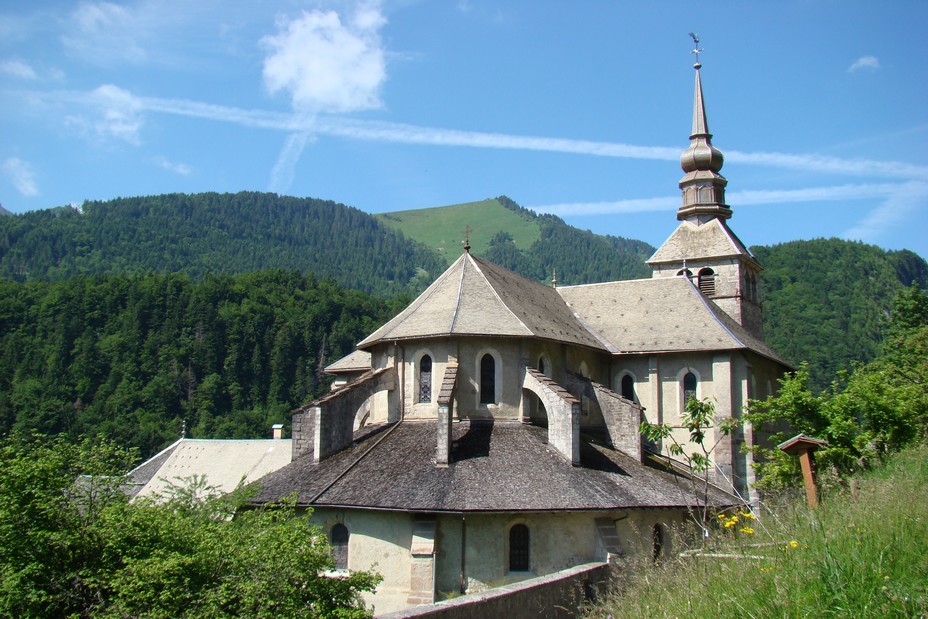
[697,268,716,295]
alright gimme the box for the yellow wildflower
[788,540,799,549]
[740,527,755,534]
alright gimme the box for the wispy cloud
[76,84,144,144]
[62,2,148,65]
[1,59,37,80]
[848,55,880,72]
[532,183,907,216]
[2,157,39,196]
[153,156,191,175]
[261,2,387,114]
[842,181,928,243]
[269,132,314,193]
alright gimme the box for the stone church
[250,58,790,614]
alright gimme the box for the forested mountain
[0,192,445,297]
[753,240,928,390]
[377,195,655,283]
[0,271,402,456]
[1,191,926,454]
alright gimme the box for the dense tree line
[749,284,928,490]
[0,434,379,618]
[0,271,403,457]
[0,192,445,297]
[752,239,928,391]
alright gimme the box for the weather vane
[462,225,471,253]
[689,32,703,66]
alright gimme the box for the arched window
[652,524,666,563]
[509,524,530,572]
[480,353,496,404]
[538,356,545,375]
[698,268,716,296]
[331,523,349,570]
[621,374,636,402]
[677,268,693,279]
[418,355,432,403]
[683,371,698,409]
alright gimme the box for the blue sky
[2,1,927,258]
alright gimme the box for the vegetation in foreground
[585,442,928,618]
[0,434,379,618]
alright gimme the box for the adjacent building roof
[358,252,607,351]
[127,438,292,499]
[647,218,754,266]
[324,349,372,373]
[557,276,788,364]
[251,420,737,512]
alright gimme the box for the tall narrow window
[698,268,716,296]
[538,356,545,375]
[509,524,529,572]
[652,524,666,563]
[331,524,349,570]
[683,371,697,408]
[418,355,432,403]
[621,374,636,402]
[480,353,496,404]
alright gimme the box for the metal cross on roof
[462,225,471,252]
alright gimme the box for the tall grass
[586,443,928,618]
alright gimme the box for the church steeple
[677,36,731,223]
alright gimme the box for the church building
[251,56,790,614]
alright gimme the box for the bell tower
[648,36,764,337]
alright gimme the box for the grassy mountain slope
[378,195,655,283]
[375,198,541,261]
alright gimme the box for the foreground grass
[586,443,928,618]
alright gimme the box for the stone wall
[376,562,612,619]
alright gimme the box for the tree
[0,434,380,618]
[640,396,740,536]
[747,285,928,491]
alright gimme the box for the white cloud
[153,156,191,175]
[261,2,387,113]
[1,59,37,80]
[2,158,39,196]
[62,2,147,65]
[842,181,928,243]
[65,84,145,144]
[848,55,880,72]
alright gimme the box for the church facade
[251,59,789,614]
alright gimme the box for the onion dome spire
[677,34,731,222]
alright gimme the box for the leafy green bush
[0,434,379,618]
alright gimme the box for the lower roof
[249,420,737,512]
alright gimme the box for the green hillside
[375,198,540,262]
[378,195,655,283]
[0,192,445,297]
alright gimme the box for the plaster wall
[311,508,415,616]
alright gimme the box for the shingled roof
[127,438,293,499]
[358,252,606,351]
[647,219,755,266]
[250,420,736,512]
[557,276,789,364]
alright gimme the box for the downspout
[399,344,406,420]
[459,514,467,594]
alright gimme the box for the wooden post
[778,434,828,509]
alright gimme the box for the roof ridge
[448,252,469,333]
[683,277,748,349]
[466,254,532,335]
